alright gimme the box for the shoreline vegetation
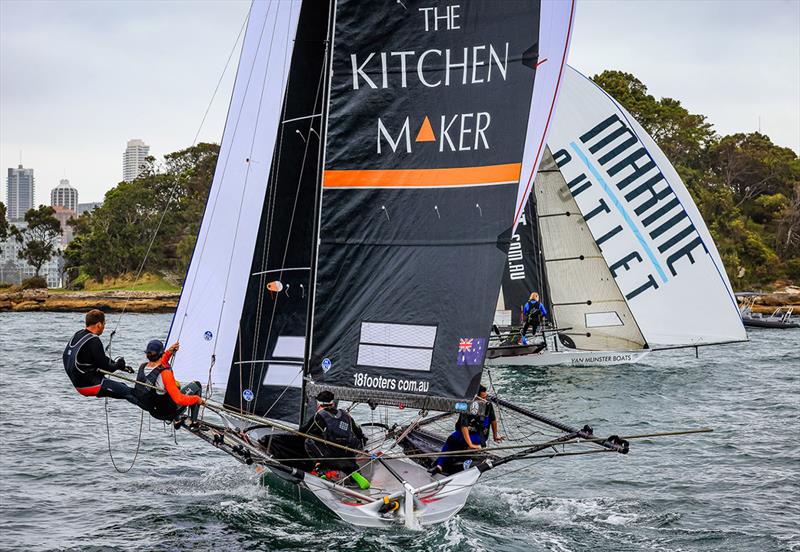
[1,284,798,315]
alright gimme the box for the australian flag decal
[457,337,486,366]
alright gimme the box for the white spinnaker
[167,1,302,385]
[513,0,575,229]
[536,147,646,351]
[546,66,746,346]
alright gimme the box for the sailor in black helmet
[299,390,370,489]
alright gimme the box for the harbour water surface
[0,312,797,551]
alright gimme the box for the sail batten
[535,147,647,351]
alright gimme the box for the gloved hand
[113,357,133,373]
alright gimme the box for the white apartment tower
[50,179,79,212]
[6,164,35,221]
[122,139,150,182]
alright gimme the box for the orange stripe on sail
[323,163,522,188]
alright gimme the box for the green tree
[591,70,715,174]
[11,205,62,278]
[69,143,218,281]
[707,133,800,209]
[0,202,8,240]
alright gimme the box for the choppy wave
[0,313,797,551]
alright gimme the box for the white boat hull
[486,348,651,367]
[257,460,481,529]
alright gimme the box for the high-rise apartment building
[123,139,150,182]
[50,179,78,212]
[6,164,35,221]
[77,201,102,215]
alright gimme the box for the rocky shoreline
[0,289,180,313]
[1,287,798,315]
[745,287,800,314]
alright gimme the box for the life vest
[63,331,102,388]
[134,363,176,420]
[317,408,362,449]
[456,412,491,445]
[524,300,542,322]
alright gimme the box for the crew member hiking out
[299,390,370,490]
[521,291,547,345]
[134,340,203,427]
[63,309,140,405]
[431,385,504,475]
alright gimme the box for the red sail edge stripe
[513,0,575,226]
[323,163,522,188]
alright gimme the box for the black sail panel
[500,195,550,325]
[223,1,331,424]
[309,0,542,407]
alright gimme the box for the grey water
[0,312,797,552]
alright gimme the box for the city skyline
[1,0,798,207]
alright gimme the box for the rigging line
[99,368,691,459]
[174,0,270,341]
[104,398,145,473]
[251,0,295,364]
[251,2,302,365]
[259,366,303,419]
[190,7,249,147]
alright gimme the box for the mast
[301,0,337,423]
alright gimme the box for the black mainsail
[307,0,545,408]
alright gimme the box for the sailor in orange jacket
[134,340,203,425]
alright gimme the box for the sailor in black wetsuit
[63,309,140,405]
[299,390,370,489]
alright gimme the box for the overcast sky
[1,0,798,207]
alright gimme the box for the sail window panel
[360,322,437,348]
[273,336,306,359]
[357,345,434,372]
[585,311,624,328]
[556,305,644,350]
[262,363,304,388]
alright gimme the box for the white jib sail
[513,0,575,229]
[546,66,746,346]
[536,147,647,351]
[168,1,302,385]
